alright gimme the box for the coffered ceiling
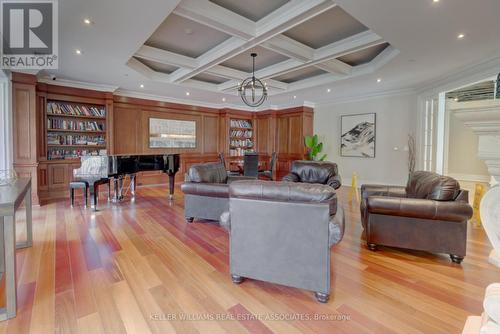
[39,0,500,109]
[128,0,399,97]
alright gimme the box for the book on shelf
[47,118,105,131]
[229,148,255,156]
[47,133,106,146]
[230,138,253,148]
[47,102,106,117]
[230,119,252,129]
[230,129,253,138]
[47,148,105,160]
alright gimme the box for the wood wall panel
[288,115,304,155]
[277,117,289,155]
[12,73,39,204]
[113,107,141,155]
[255,117,270,154]
[202,115,219,154]
[13,87,34,161]
[48,164,68,191]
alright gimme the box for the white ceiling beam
[256,0,335,38]
[134,45,198,69]
[173,0,255,39]
[314,30,383,60]
[314,59,352,76]
[206,65,247,80]
[254,31,382,80]
[168,0,336,83]
[217,78,288,92]
[261,35,314,62]
[275,45,400,95]
[182,79,221,93]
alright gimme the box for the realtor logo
[1,0,58,69]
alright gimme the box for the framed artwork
[149,118,196,148]
[340,113,376,158]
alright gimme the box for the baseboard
[447,173,490,183]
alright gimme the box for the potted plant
[304,134,327,161]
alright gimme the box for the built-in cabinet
[12,74,313,203]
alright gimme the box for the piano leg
[90,185,98,211]
[131,174,136,199]
[168,172,176,200]
[112,176,124,202]
[107,180,111,201]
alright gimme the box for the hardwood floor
[0,185,498,334]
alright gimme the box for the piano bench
[69,181,89,208]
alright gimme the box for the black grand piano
[71,154,180,210]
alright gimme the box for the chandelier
[238,53,268,107]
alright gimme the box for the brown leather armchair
[360,171,473,263]
[282,160,341,189]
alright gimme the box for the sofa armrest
[367,196,473,222]
[227,176,257,183]
[282,173,299,182]
[220,211,231,232]
[326,174,342,190]
[361,184,407,199]
[329,206,344,247]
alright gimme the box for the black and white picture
[341,113,376,158]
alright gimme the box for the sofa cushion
[291,160,338,184]
[181,182,229,198]
[290,160,339,184]
[230,180,337,215]
[406,171,460,201]
[187,162,228,184]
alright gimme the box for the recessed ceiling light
[377,78,382,83]
[222,97,226,102]
[186,92,190,96]
[433,0,439,3]
[83,18,92,25]
[140,84,144,88]
[327,88,331,93]
[293,95,297,99]
[184,28,193,35]
[457,33,465,39]
[75,49,82,55]
[454,98,459,102]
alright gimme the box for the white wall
[314,92,417,186]
[446,107,489,182]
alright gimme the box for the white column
[450,99,500,266]
[0,70,13,171]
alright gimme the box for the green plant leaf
[312,134,318,147]
[316,142,323,153]
[319,154,327,161]
[304,135,313,148]
[311,146,319,157]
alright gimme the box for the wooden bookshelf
[45,100,107,160]
[229,118,254,156]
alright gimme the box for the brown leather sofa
[181,162,253,223]
[282,160,342,189]
[360,171,473,263]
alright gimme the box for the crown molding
[37,77,119,92]
[416,54,500,97]
[314,88,416,106]
[115,89,274,111]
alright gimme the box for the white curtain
[0,70,12,171]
